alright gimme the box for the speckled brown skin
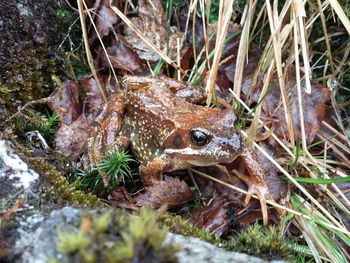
[86,76,273,222]
[123,76,244,185]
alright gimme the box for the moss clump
[56,209,180,263]
[32,159,101,208]
[161,213,294,261]
[161,213,221,245]
[224,223,294,261]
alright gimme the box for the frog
[86,75,273,224]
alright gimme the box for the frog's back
[125,86,176,162]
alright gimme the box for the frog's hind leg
[232,148,274,226]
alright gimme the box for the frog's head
[162,108,244,167]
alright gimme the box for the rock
[14,207,82,263]
[11,206,286,263]
[0,140,39,189]
[165,233,285,263]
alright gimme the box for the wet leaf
[90,0,120,42]
[245,69,330,143]
[123,0,182,61]
[96,38,144,73]
[80,74,109,117]
[191,197,232,236]
[54,114,90,158]
[135,176,193,209]
[48,80,82,125]
[109,186,139,210]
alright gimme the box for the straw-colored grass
[77,0,350,261]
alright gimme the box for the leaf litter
[47,0,349,248]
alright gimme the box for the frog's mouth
[185,159,218,167]
[165,147,237,167]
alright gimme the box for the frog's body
[87,76,243,184]
[86,75,272,224]
[125,82,243,170]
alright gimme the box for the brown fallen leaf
[90,0,120,42]
[96,38,144,73]
[54,114,91,158]
[109,186,139,210]
[196,166,245,206]
[123,0,182,61]
[191,197,233,236]
[254,142,288,201]
[135,176,193,209]
[48,80,83,125]
[246,69,330,143]
[80,74,109,117]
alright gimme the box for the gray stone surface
[165,233,286,263]
[13,206,287,263]
[14,207,82,263]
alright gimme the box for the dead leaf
[54,114,91,158]
[135,176,193,209]
[90,0,120,42]
[109,186,139,210]
[245,69,330,143]
[123,0,182,61]
[96,38,144,73]
[255,142,288,201]
[48,80,83,125]
[195,166,245,205]
[191,197,233,236]
[80,74,108,117]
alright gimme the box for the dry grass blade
[109,3,185,74]
[232,0,255,105]
[292,5,308,155]
[81,0,119,85]
[265,0,295,148]
[327,0,350,34]
[246,62,274,147]
[191,168,350,236]
[231,89,350,213]
[205,0,233,105]
[77,0,107,102]
[294,0,312,93]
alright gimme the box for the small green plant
[15,110,59,143]
[96,149,137,188]
[71,149,137,193]
[71,169,105,193]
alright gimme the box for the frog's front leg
[86,92,129,169]
[231,148,274,225]
[140,158,168,186]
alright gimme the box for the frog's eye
[190,129,208,146]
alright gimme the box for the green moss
[161,213,220,245]
[35,159,101,207]
[56,209,180,263]
[161,213,294,261]
[224,223,294,261]
[57,231,90,254]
